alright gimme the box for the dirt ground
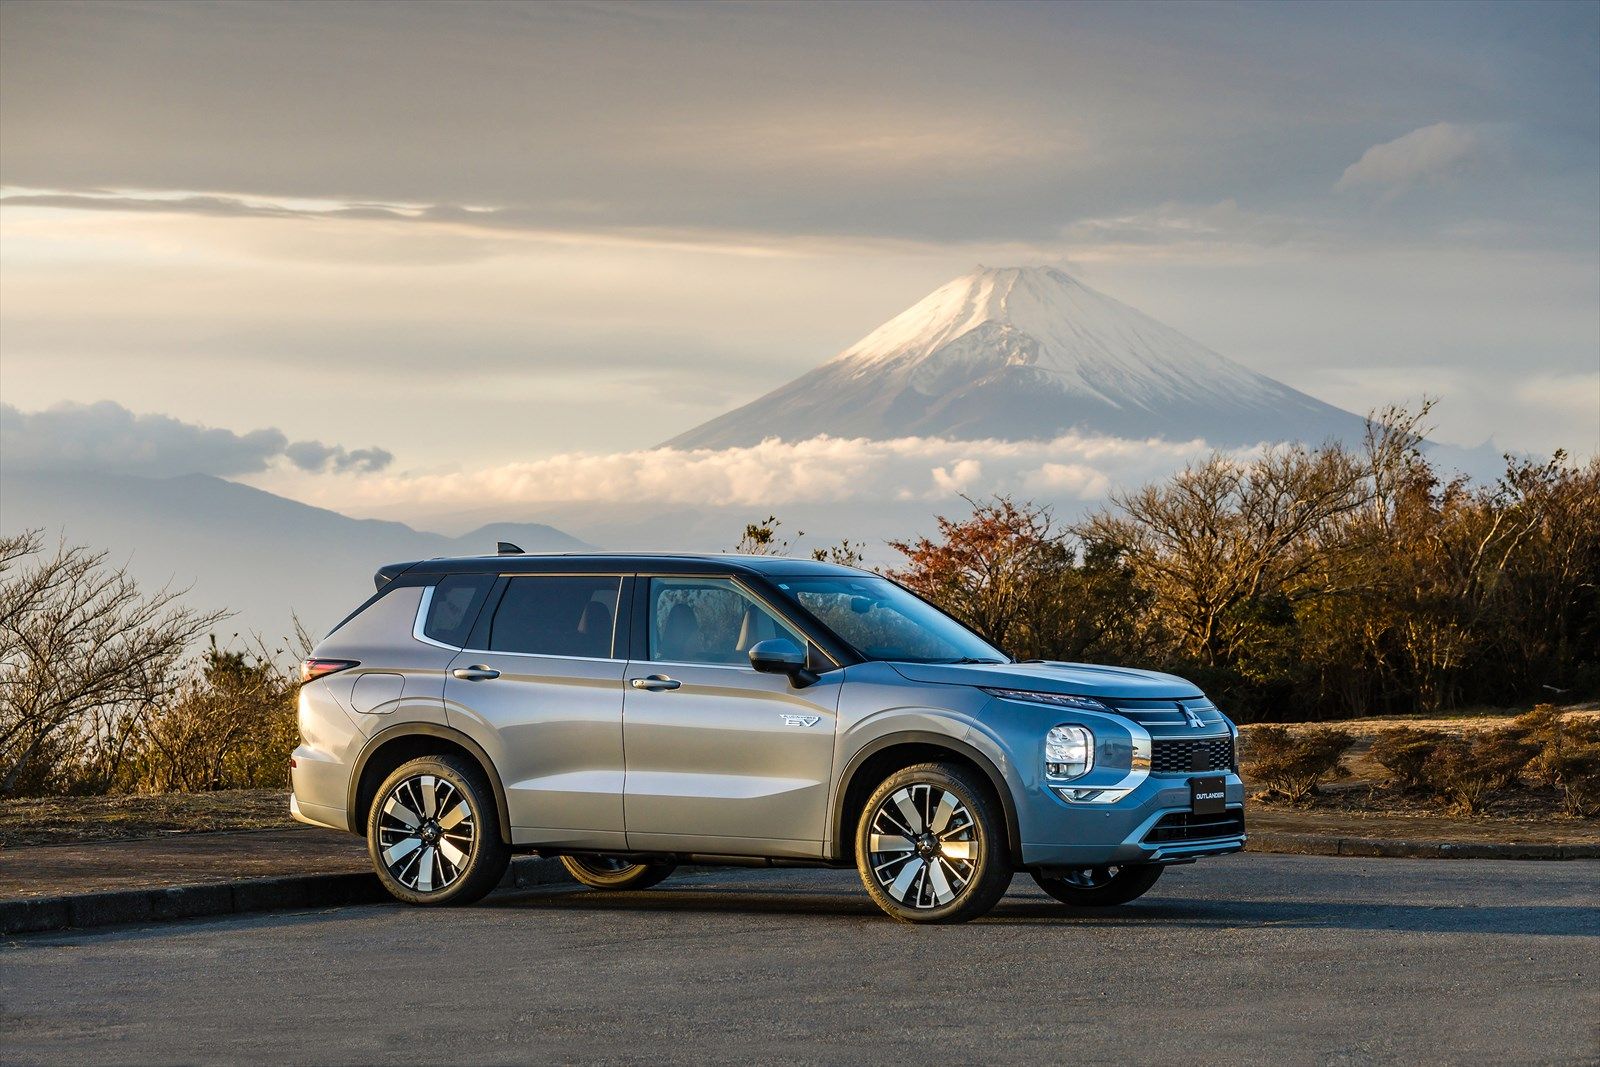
[0,789,294,848]
[1239,703,1600,831]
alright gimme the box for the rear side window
[423,573,496,647]
[488,576,621,658]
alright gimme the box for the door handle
[630,675,681,691]
[451,665,500,681]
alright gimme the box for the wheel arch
[830,732,1022,866]
[347,722,512,844]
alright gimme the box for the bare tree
[1080,444,1371,670]
[0,530,224,795]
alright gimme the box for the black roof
[386,552,870,580]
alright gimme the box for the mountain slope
[0,470,588,639]
[667,266,1369,449]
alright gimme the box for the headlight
[1045,724,1094,780]
[981,688,1112,714]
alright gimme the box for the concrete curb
[1,855,569,936]
[1248,831,1600,861]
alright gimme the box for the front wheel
[1031,864,1163,907]
[368,755,510,906]
[855,762,1012,923]
[560,855,678,890]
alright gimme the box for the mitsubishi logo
[1179,702,1206,729]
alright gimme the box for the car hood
[887,660,1204,700]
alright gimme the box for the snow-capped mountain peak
[666,265,1367,449]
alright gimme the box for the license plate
[1190,776,1227,815]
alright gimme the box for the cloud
[266,432,1230,513]
[0,401,393,478]
[1335,123,1487,194]
[282,440,394,475]
[8,2,1591,248]
[1059,199,1321,260]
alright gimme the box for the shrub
[1512,706,1600,791]
[1550,740,1600,816]
[1241,725,1353,802]
[122,639,299,794]
[1419,727,1542,814]
[1547,716,1600,816]
[1369,727,1447,791]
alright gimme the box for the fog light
[1045,725,1094,780]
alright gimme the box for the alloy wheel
[866,783,978,909]
[1056,866,1123,889]
[376,774,475,893]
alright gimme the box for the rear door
[621,575,841,858]
[442,573,630,850]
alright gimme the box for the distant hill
[667,265,1370,449]
[0,470,588,641]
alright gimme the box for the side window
[488,576,621,658]
[422,573,496,647]
[649,577,805,666]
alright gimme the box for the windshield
[770,575,1007,664]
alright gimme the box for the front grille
[1144,809,1246,844]
[1104,697,1229,730]
[1150,735,1234,774]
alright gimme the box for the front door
[442,573,628,850]
[622,576,841,858]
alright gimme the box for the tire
[1030,864,1163,907]
[854,761,1012,923]
[367,754,510,906]
[560,855,677,890]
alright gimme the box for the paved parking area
[3,853,1596,1064]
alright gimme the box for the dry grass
[1240,703,1600,823]
[0,790,293,848]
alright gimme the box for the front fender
[827,665,1024,862]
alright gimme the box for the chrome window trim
[412,585,461,650]
[456,648,628,664]
[638,658,757,674]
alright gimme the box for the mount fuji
[666,266,1369,449]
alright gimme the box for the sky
[2,0,1597,521]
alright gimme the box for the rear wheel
[854,762,1012,923]
[560,855,677,890]
[1031,864,1163,907]
[367,755,509,906]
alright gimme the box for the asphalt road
[3,854,1596,1065]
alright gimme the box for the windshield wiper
[937,657,1008,665]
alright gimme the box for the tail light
[300,658,359,683]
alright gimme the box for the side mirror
[748,638,818,688]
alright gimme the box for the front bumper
[1018,771,1247,868]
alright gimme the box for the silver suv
[291,552,1244,923]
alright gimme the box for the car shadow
[487,881,1600,937]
